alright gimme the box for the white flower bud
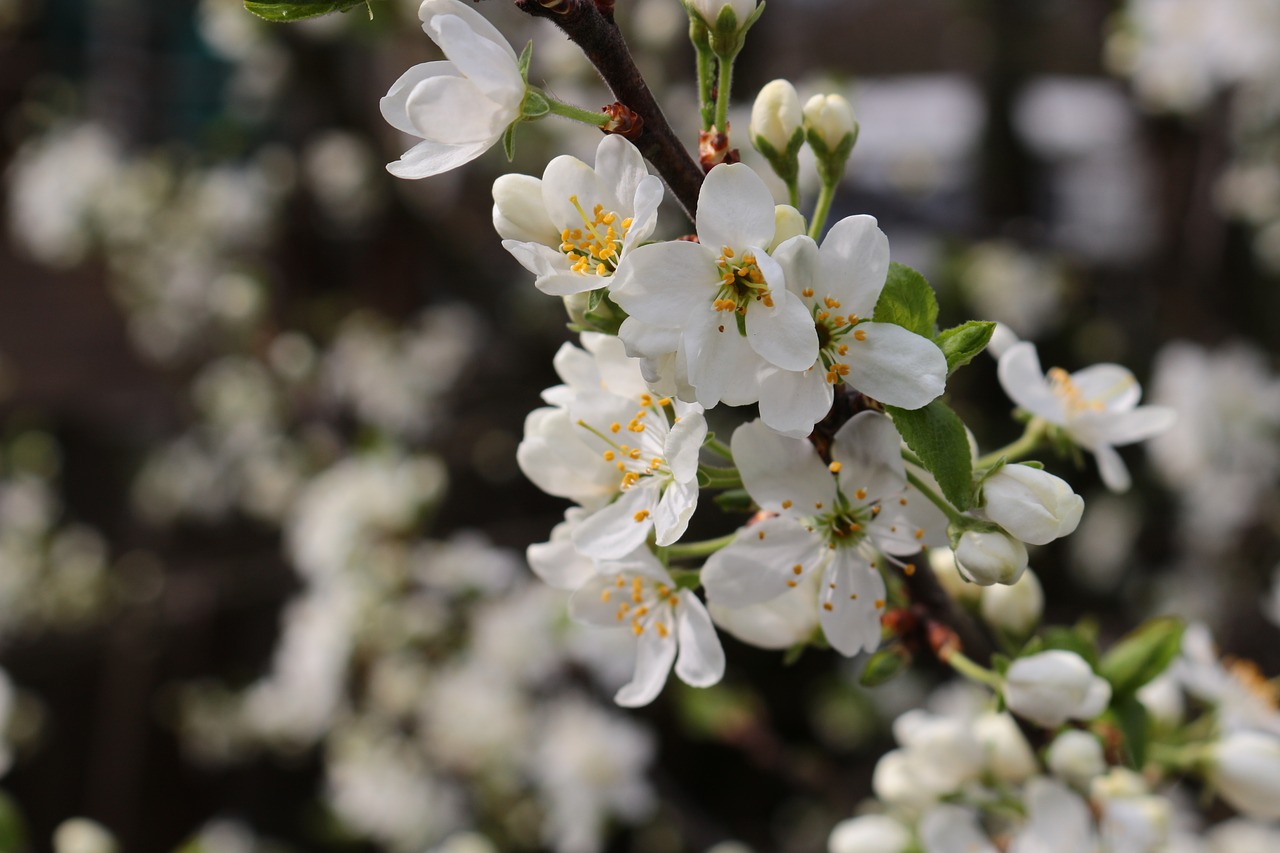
[769,204,806,251]
[872,749,939,812]
[1047,729,1106,787]
[981,464,1084,546]
[1136,673,1184,728]
[955,529,1028,586]
[1209,731,1280,821]
[491,174,557,245]
[689,0,758,29]
[929,547,981,604]
[53,820,118,853]
[980,567,1043,635]
[828,814,912,853]
[751,80,803,153]
[1003,650,1112,728]
[803,93,856,151]
[973,711,1038,783]
[1090,766,1149,800]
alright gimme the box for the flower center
[560,194,633,277]
[802,289,865,384]
[1047,367,1104,414]
[712,246,774,324]
[577,393,675,494]
[600,574,679,637]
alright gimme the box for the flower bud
[492,174,557,245]
[954,529,1028,586]
[803,93,857,153]
[689,0,758,28]
[1209,731,1280,821]
[929,547,981,604]
[686,0,760,57]
[769,205,806,251]
[974,711,1038,784]
[981,464,1084,546]
[828,814,912,853]
[1047,729,1106,787]
[53,820,118,853]
[1003,650,1111,728]
[751,80,803,155]
[980,567,1043,635]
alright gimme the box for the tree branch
[514,0,705,220]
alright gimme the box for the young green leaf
[885,398,973,510]
[244,0,369,22]
[1099,616,1185,697]
[935,320,995,374]
[873,262,938,339]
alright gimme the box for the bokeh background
[0,0,1278,850]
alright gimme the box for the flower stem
[704,435,734,462]
[696,46,716,131]
[666,532,737,560]
[544,96,612,127]
[946,650,1004,691]
[786,180,800,209]
[699,464,742,489]
[713,53,735,132]
[905,469,964,526]
[975,418,1049,469]
[807,181,836,239]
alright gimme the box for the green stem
[713,53,735,131]
[544,96,612,127]
[905,469,965,526]
[975,418,1048,469]
[1149,742,1212,772]
[946,650,1004,691]
[900,448,924,469]
[696,47,716,131]
[807,181,836,239]
[704,435,734,462]
[786,180,800,209]
[666,532,737,561]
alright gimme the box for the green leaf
[885,398,973,510]
[244,0,368,22]
[1112,693,1149,769]
[935,320,995,374]
[859,646,911,687]
[501,123,517,162]
[873,262,938,339]
[1099,616,1185,698]
[1040,624,1100,668]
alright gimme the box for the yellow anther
[722,246,735,258]
[829,461,843,473]
[601,589,612,603]
[823,602,834,611]
[621,217,633,229]
[815,501,824,509]
[656,622,669,638]
[610,422,621,433]
[914,528,925,540]
[602,212,616,224]
[855,488,868,500]
[781,499,793,509]
[632,621,644,635]
[792,564,803,575]
[596,263,607,275]
[634,510,650,523]
[817,311,830,322]
[758,530,766,540]
[657,397,672,406]
[801,288,815,298]
[854,329,867,341]
[761,293,774,308]
[667,595,678,607]
[824,296,841,309]
[874,599,885,609]
[787,580,797,588]
[629,448,642,459]
[640,393,652,405]
[899,498,908,506]
[837,344,849,355]
[904,563,916,576]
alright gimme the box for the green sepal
[501,123,518,162]
[751,129,804,186]
[782,642,807,666]
[713,488,754,513]
[935,320,995,375]
[1039,623,1101,669]
[874,262,939,339]
[1111,693,1150,769]
[517,40,534,78]
[587,287,606,313]
[860,645,911,687]
[521,89,551,119]
[244,0,369,22]
[886,398,973,510]
[807,122,858,187]
[1099,616,1185,698]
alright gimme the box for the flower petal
[1083,405,1176,446]
[427,13,524,107]
[593,134,649,216]
[653,477,698,547]
[818,214,890,317]
[844,322,947,410]
[745,282,819,371]
[664,404,707,483]
[696,163,776,251]
[420,0,519,65]
[682,305,766,408]
[707,574,820,650]
[1092,443,1131,493]
[386,137,492,179]
[998,342,1065,423]
[618,316,681,361]
[380,61,456,135]
[1069,363,1141,411]
[571,483,658,559]
[615,628,677,707]
[831,411,907,503]
[757,364,833,438]
[731,418,835,515]
[527,514,596,590]
[611,241,714,325]
[492,173,557,245]
[405,74,509,144]
[569,573,628,625]
[542,154,622,231]
[819,551,886,656]
[701,516,826,608]
[674,591,725,688]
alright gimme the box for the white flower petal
[1093,443,1132,493]
[1084,406,1176,446]
[845,322,947,410]
[542,154,621,232]
[664,405,707,482]
[527,519,596,590]
[731,418,835,515]
[819,551,886,656]
[517,408,617,506]
[615,628,677,707]
[1069,363,1141,411]
[419,0,519,65]
[571,483,658,559]
[617,316,681,361]
[701,517,825,607]
[831,411,907,502]
[551,340,600,391]
[569,574,628,625]
[818,214,890,317]
[625,176,665,246]
[611,241,714,325]
[674,591,725,688]
[998,342,1066,423]
[380,61,455,135]
[757,365,834,438]
[745,286,819,371]
[593,134,649,216]
[682,306,765,408]
[696,163,776,251]
[707,574,820,650]
[772,234,822,298]
[492,173,557,244]
[427,13,524,106]
[404,74,509,144]
[385,137,492,179]
[653,478,698,547]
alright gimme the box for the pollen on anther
[823,602,833,611]
[815,501,824,509]
[792,564,803,575]
[758,530,766,540]
[855,488,868,500]
[801,287,814,298]
[781,499,793,509]
[656,622,669,638]
[854,329,867,341]
[874,599,885,609]
[610,422,621,433]
[903,563,916,576]
[601,589,612,602]
[634,510,651,523]
[603,451,615,461]
[899,498,908,506]
[829,461,843,473]
[914,528,925,540]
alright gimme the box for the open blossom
[569,550,724,706]
[997,340,1175,492]
[380,0,525,179]
[612,162,817,409]
[493,135,664,297]
[517,334,706,560]
[762,215,947,435]
[702,413,936,656]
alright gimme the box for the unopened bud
[1003,650,1111,728]
[980,567,1044,635]
[751,80,803,183]
[804,94,856,153]
[1047,729,1107,788]
[828,814,912,853]
[1209,731,1280,821]
[769,205,806,250]
[955,528,1028,586]
[981,463,1084,546]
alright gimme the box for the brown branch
[514,0,705,220]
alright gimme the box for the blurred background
[0,0,1278,850]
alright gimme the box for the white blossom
[1209,730,1280,821]
[980,567,1044,635]
[980,464,1084,546]
[1003,650,1112,728]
